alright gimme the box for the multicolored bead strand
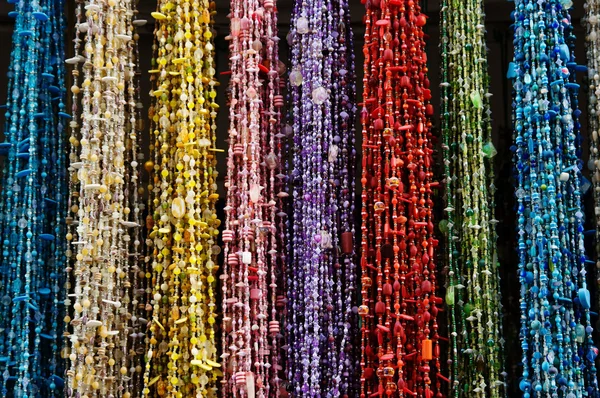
[64,0,141,396]
[509,0,600,395]
[124,3,147,396]
[143,1,221,396]
[0,0,67,395]
[440,0,506,396]
[287,0,358,396]
[358,0,443,397]
[221,0,287,396]
[585,0,600,312]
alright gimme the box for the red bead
[341,232,353,254]
[383,283,393,296]
[421,280,432,293]
[384,49,394,61]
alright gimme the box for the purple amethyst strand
[287,0,358,396]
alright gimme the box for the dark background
[0,1,592,395]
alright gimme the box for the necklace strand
[0,0,67,395]
[221,0,287,396]
[584,0,600,328]
[287,0,358,396]
[440,0,506,395]
[358,0,442,397]
[65,0,141,396]
[142,1,221,396]
[510,0,599,395]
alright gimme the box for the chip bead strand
[358,0,443,397]
[221,0,287,397]
[64,0,141,396]
[0,0,68,395]
[440,0,507,395]
[286,0,358,396]
[142,1,221,397]
[509,0,600,396]
[584,0,600,326]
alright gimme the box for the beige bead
[171,197,186,219]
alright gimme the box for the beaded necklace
[221,0,287,396]
[510,0,599,395]
[0,0,67,395]
[65,0,141,396]
[142,1,221,397]
[358,0,443,397]
[127,3,148,395]
[287,0,358,396]
[440,0,506,396]
[585,1,600,317]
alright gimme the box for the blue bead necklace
[510,0,599,396]
[0,0,67,396]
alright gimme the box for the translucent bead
[289,70,303,87]
[312,87,328,105]
[296,17,309,34]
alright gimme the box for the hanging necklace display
[510,0,600,396]
[0,0,67,395]
[125,1,147,395]
[142,1,221,397]
[585,1,600,313]
[440,0,506,396]
[65,0,141,396]
[287,0,358,396]
[221,0,287,396]
[358,0,443,397]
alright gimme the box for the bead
[289,69,303,86]
[482,141,498,158]
[341,232,354,254]
[422,339,433,361]
[312,86,329,105]
[296,17,309,34]
[171,197,186,219]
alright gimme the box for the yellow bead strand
[143,1,221,397]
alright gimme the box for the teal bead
[482,141,497,158]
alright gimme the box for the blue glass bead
[565,82,579,91]
[15,169,31,178]
[507,62,518,79]
[31,12,48,22]
[578,288,591,309]
[558,44,570,61]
